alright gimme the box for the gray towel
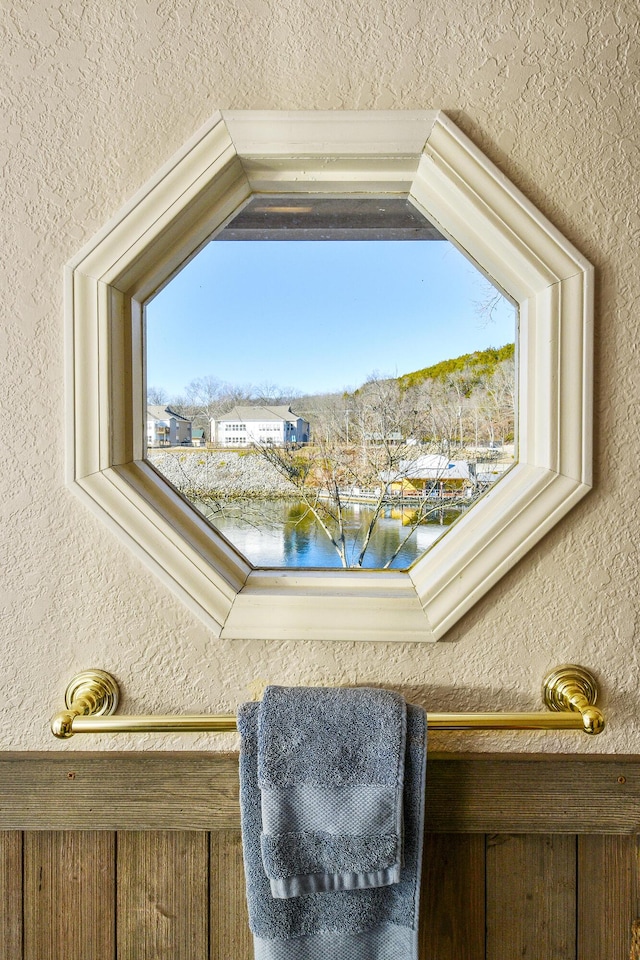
[238,686,426,960]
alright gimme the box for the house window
[66,111,592,641]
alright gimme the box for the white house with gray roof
[211,405,310,447]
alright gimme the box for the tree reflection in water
[202,498,452,569]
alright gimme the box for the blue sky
[146,239,516,398]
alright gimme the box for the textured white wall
[2,0,638,753]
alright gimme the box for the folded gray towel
[258,685,407,898]
[238,686,426,960]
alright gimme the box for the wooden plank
[117,830,208,960]
[0,752,240,830]
[3,753,640,833]
[486,834,576,960]
[23,831,115,960]
[210,830,253,960]
[0,831,22,960]
[578,834,640,960]
[425,755,640,833]
[419,833,485,960]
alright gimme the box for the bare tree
[147,385,169,405]
[170,376,248,439]
[250,381,301,405]
[254,376,471,568]
[473,274,511,328]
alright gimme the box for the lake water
[202,499,456,569]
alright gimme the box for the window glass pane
[145,197,517,570]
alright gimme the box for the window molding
[66,110,592,642]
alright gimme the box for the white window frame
[65,110,592,642]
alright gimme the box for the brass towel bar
[50,665,605,739]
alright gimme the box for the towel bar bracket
[50,665,605,739]
[542,664,603,735]
[51,669,120,739]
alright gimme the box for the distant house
[381,454,473,497]
[192,428,206,447]
[211,405,310,447]
[147,406,192,447]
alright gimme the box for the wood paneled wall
[1,753,639,959]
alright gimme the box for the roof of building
[147,405,191,422]
[215,405,306,424]
[381,455,471,483]
[400,455,470,480]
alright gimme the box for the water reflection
[200,499,451,569]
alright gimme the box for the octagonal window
[145,196,517,570]
[67,111,592,641]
